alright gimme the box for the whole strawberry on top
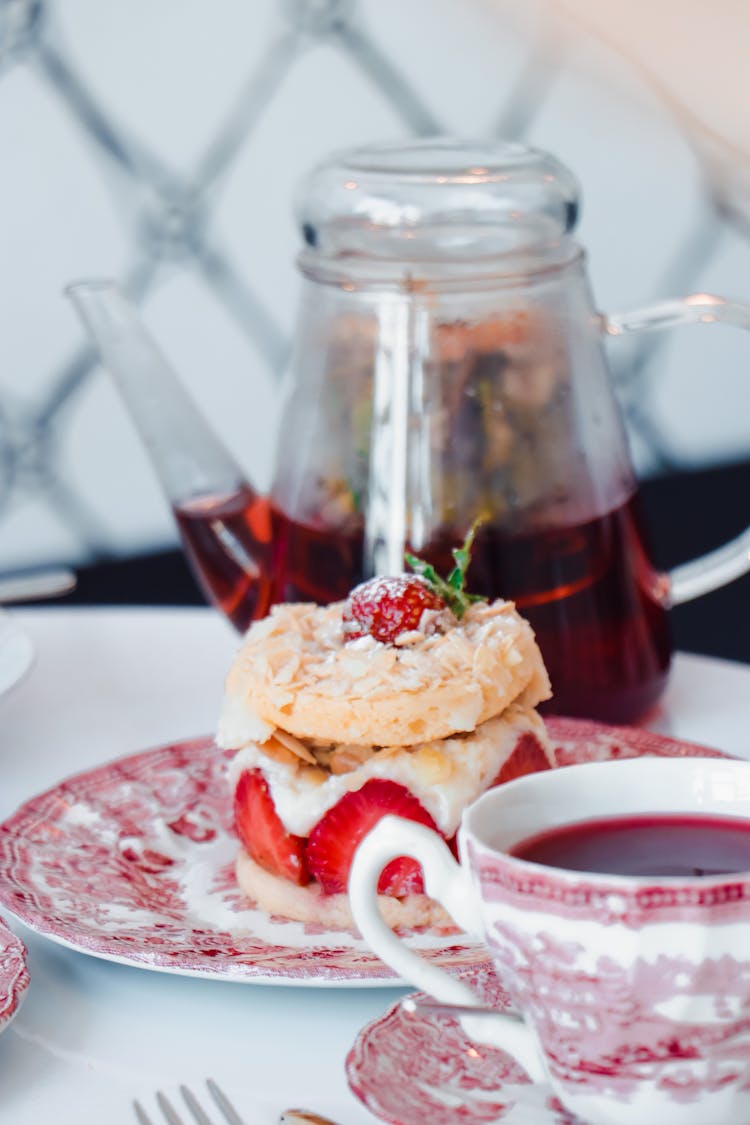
[342,575,447,643]
[343,522,485,645]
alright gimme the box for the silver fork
[133,1082,339,1125]
[133,1079,244,1125]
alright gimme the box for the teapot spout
[67,279,246,503]
[67,279,272,630]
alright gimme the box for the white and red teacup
[350,757,750,1125]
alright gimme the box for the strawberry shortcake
[217,538,553,930]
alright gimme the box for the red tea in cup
[509,812,750,877]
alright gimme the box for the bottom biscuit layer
[235,849,458,933]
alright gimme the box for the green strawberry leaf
[404,556,441,588]
[405,517,487,619]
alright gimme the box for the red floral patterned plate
[0,720,726,986]
[346,963,581,1123]
[0,915,29,1032]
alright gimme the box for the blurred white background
[2,0,750,574]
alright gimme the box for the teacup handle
[606,293,750,606]
[349,815,547,1082]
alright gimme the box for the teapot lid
[296,138,580,264]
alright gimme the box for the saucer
[347,964,580,1124]
[0,915,29,1033]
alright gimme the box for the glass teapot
[69,139,750,724]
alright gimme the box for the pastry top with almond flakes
[217,594,550,750]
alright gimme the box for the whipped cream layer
[226,704,550,838]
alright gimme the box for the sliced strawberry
[306,779,439,896]
[234,769,310,886]
[343,575,447,644]
[491,732,552,786]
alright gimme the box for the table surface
[2,606,750,1125]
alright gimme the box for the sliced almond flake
[350,676,383,696]
[393,629,423,647]
[258,738,300,769]
[374,744,403,759]
[302,765,329,786]
[271,654,302,683]
[329,743,373,774]
[267,686,296,709]
[273,728,317,765]
[311,746,334,769]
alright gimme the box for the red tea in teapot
[423,495,671,725]
[174,485,274,630]
[173,486,670,725]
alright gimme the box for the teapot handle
[605,294,750,607]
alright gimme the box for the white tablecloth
[1,606,749,1125]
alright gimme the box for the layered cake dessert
[217,540,553,929]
